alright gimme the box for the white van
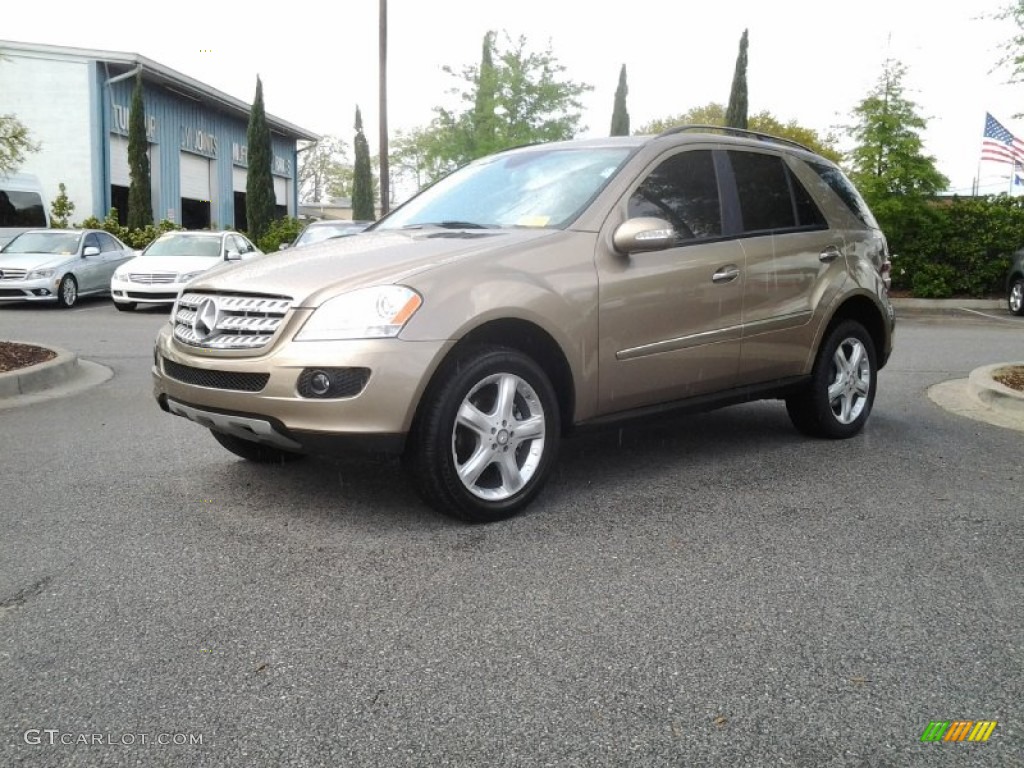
[0,173,50,248]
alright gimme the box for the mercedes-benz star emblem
[192,298,219,341]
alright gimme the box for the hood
[116,254,225,276]
[186,228,555,307]
[0,252,75,270]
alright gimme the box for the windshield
[144,235,222,258]
[376,147,633,231]
[2,231,82,254]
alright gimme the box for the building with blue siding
[0,40,317,231]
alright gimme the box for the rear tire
[210,430,306,464]
[407,345,560,523]
[786,320,877,439]
[1009,277,1024,316]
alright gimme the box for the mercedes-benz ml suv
[153,127,895,523]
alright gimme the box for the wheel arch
[820,294,892,370]
[413,318,577,438]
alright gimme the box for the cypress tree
[352,106,375,221]
[473,31,498,155]
[725,29,749,130]
[610,64,630,136]
[127,72,153,229]
[245,75,276,241]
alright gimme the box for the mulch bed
[994,365,1024,393]
[0,341,57,373]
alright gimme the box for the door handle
[712,265,740,284]
[819,245,842,263]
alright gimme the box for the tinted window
[627,150,721,241]
[728,151,795,233]
[808,161,878,228]
[791,169,828,228]
[84,233,101,252]
[0,190,46,227]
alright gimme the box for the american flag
[981,113,1024,165]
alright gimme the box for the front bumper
[112,281,182,304]
[152,324,454,455]
[0,275,61,301]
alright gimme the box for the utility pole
[378,0,390,216]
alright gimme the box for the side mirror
[278,243,290,251]
[225,249,241,261]
[612,217,677,254]
[83,246,100,257]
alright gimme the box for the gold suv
[154,127,895,522]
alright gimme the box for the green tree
[846,59,948,275]
[472,31,500,155]
[126,73,153,229]
[394,32,592,189]
[724,29,749,130]
[0,54,40,176]
[610,64,629,136]
[297,135,352,203]
[50,182,75,228]
[637,103,842,163]
[245,75,276,242]
[352,107,375,221]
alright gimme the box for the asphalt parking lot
[1,300,1022,766]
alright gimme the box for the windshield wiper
[403,221,492,230]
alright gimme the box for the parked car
[0,229,134,307]
[1007,249,1024,316]
[111,231,262,311]
[0,173,49,249]
[281,220,372,250]
[153,127,895,523]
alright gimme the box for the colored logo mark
[920,721,997,742]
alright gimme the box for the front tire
[407,345,560,523]
[56,275,78,308]
[786,320,877,439]
[210,430,306,464]
[1009,277,1024,316]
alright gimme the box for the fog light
[309,370,331,395]
[297,367,371,399]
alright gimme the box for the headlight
[27,268,56,279]
[179,271,204,283]
[295,286,422,341]
[112,271,129,283]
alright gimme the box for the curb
[889,298,1004,310]
[0,343,113,410]
[969,362,1024,414]
[0,344,80,397]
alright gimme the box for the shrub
[255,217,303,253]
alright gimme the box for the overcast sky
[5,0,1023,196]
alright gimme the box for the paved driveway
[1,301,1022,766]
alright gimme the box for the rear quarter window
[807,161,879,229]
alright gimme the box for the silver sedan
[0,229,135,307]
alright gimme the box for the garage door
[232,167,247,193]
[110,136,130,186]
[180,152,211,199]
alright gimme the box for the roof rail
[656,124,814,153]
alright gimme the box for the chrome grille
[173,292,293,351]
[0,268,27,280]
[129,272,177,284]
